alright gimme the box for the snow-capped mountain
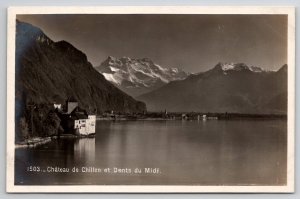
[95,56,189,96]
[138,62,287,114]
[215,62,266,73]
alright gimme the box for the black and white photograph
[6,6,295,193]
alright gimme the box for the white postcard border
[6,6,295,193]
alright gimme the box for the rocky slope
[95,56,189,96]
[15,20,146,140]
[138,62,287,114]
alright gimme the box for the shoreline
[15,137,52,149]
[15,134,95,149]
[96,117,287,121]
[97,112,287,121]
[16,116,286,148]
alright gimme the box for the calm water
[15,120,287,185]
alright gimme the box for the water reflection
[74,138,95,165]
[15,120,287,185]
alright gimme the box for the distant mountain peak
[277,64,287,73]
[213,62,265,74]
[95,56,189,96]
[138,62,287,114]
[249,65,264,73]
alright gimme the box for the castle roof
[66,96,77,102]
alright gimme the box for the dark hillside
[15,20,146,141]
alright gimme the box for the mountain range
[15,20,287,117]
[95,56,189,96]
[137,62,287,114]
[15,20,146,113]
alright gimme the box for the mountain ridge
[137,62,287,114]
[95,56,189,96]
[15,20,146,113]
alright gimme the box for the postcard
[6,6,295,193]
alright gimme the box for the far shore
[97,112,287,121]
[16,112,286,148]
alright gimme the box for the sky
[17,14,287,73]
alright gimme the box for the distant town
[98,109,287,121]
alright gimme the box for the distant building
[72,108,96,135]
[181,114,188,120]
[86,115,96,134]
[53,103,62,110]
[103,110,116,119]
[66,96,79,114]
[58,97,96,135]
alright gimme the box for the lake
[15,119,287,185]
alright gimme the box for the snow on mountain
[249,66,265,72]
[220,63,236,71]
[95,56,189,96]
[213,62,266,75]
[138,63,287,113]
